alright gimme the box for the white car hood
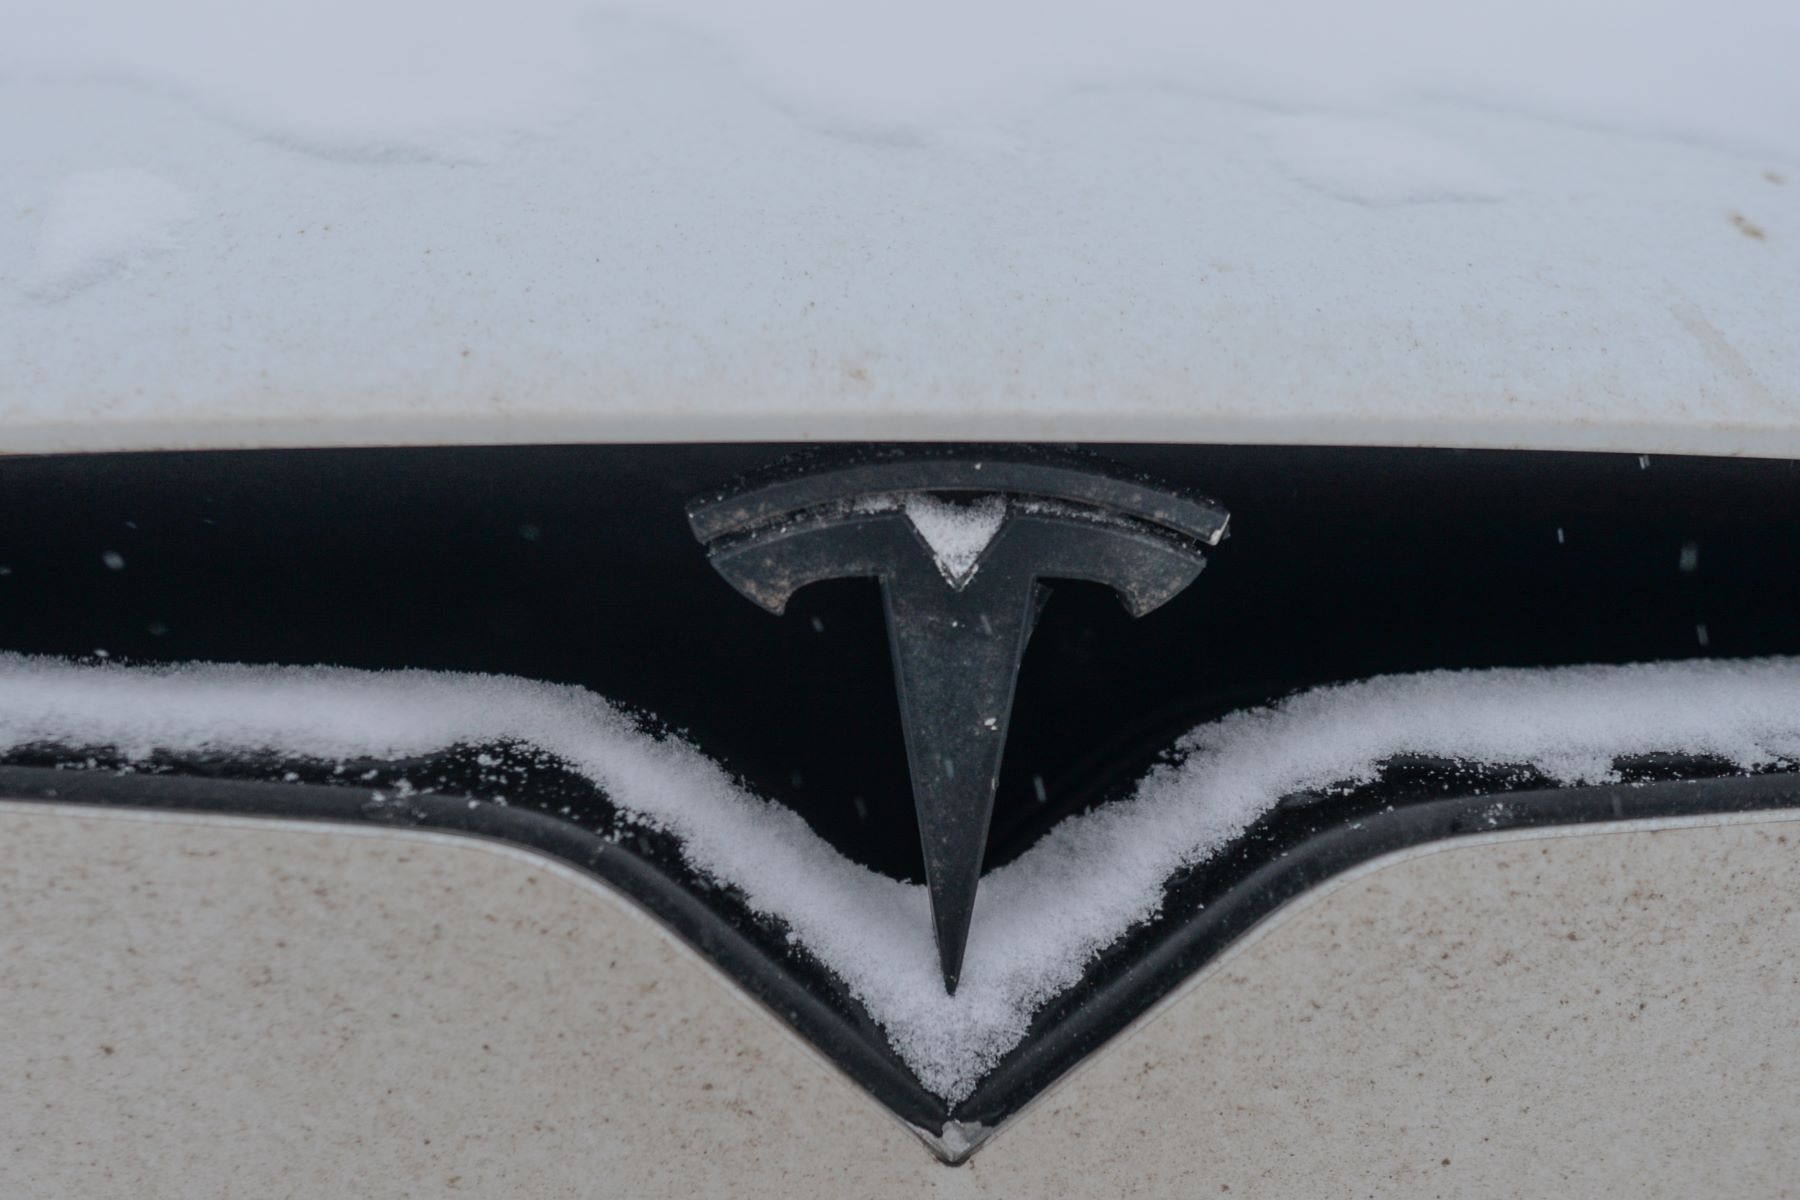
[2,0,1797,455]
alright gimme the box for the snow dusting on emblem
[689,451,1229,991]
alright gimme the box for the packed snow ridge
[4,652,1800,1101]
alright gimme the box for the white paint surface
[4,803,1798,1194]
[1,1,1796,454]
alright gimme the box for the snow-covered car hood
[3,0,1797,456]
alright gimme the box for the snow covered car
[3,2,1798,1196]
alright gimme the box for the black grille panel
[1,443,1797,878]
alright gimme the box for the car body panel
[5,800,1797,1195]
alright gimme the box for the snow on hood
[4,651,1800,1100]
[1,1,1797,454]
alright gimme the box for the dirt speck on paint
[1730,212,1766,240]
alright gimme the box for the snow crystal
[900,494,1007,587]
[27,170,191,300]
[3,653,1800,1101]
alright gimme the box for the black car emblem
[689,451,1229,991]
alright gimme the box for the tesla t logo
[689,452,1228,992]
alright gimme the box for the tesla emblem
[689,452,1228,992]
